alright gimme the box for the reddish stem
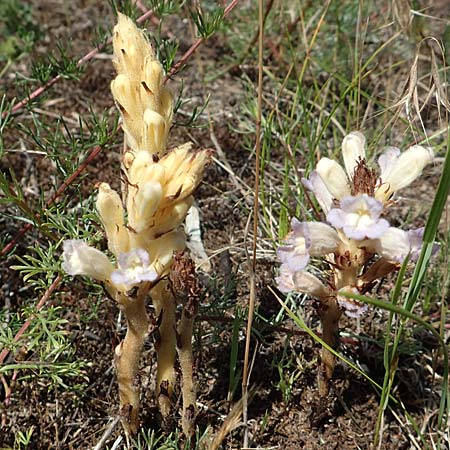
[165,0,241,80]
[1,144,103,256]
[3,10,156,120]
[0,275,62,365]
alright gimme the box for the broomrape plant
[62,14,210,436]
[277,131,435,395]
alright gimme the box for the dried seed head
[169,251,200,311]
[350,157,378,196]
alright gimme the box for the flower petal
[302,171,333,213]
[277,218,311,271]
[337,287,368,318]
[307,221,340,256]
[275,264,296,293]
[342,131,366,178]
[377,146,401,180]
[373,227,410,262]
[111,248,158,289]
[97,183,129,256]
[293,271,330,298]
[316,158,350,200]
[62,240,114,281]
[378,145,433,194]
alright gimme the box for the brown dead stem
[317,296,342,397]
[170,251,200,436]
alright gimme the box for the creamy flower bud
[128,181,163,232]
[62,240,114,281]
[97,183,124,229]
[159,145,211,203]
[128,151,164,185]
[97,183,129,255]
[150,197,194,238]
[316,157,350,200]
[111,75,143,148]
[112,13,153,77]
[142,58,163,109]
[160,88,174,124]
[376,145,433,200]
[143,109,166,155]
[342,131,366,178]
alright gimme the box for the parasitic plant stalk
[62,13,210,435]
[151,280,177,419]
[113,287,150,434]
[276,131,436,395]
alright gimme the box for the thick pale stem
[114,292,149,435]
[151,280,177,419]
[177,304,197,436]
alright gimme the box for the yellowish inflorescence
[64,13,210,292]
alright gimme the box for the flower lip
[275,264,296,293]
[327,194,389,240]
[337,287,368,318]
[276,218,311,272]
[111,248,159,289]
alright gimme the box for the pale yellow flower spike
[111,13,173,156]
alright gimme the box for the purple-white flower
[327,194,389,240]
[371,226,438,263]
[111,248,158,289]
[277,218,340,271]
[277,220,311,271]
[302,132,366,209]
[275,264,296,293]
[302,132,434,209]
